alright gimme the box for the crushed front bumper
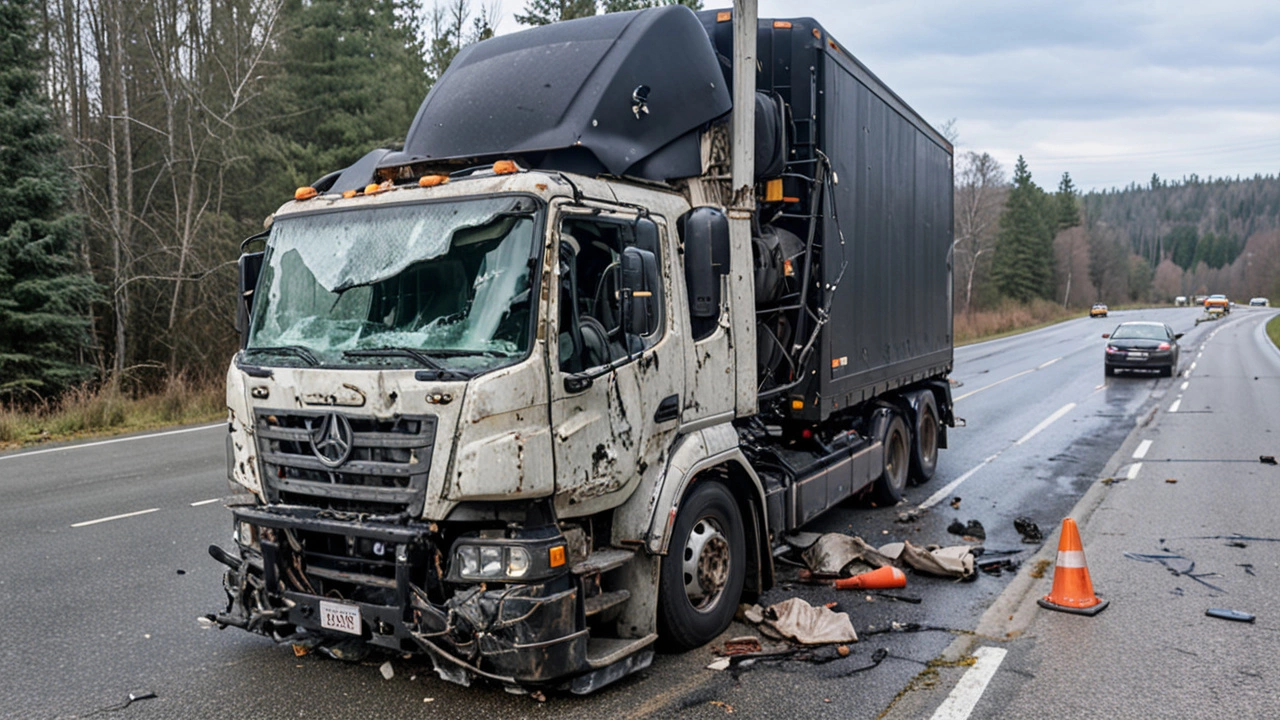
[210,505,610,690]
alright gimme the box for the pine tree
[1055,172,1080,231]
[0,0,99,399]
[602,0,703,11]
[991,157,1054,303]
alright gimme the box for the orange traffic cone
[1037,518,1109,615]
[833,565,907,590]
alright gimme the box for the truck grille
[254,410,437,515]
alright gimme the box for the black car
[1103,321,1182,377]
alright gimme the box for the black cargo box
[700,10,954,421]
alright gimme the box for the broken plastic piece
[1205,608,1255,623]
[128,691,157,702]
[1261,456,1277,465]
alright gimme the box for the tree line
[954,152,1280,316]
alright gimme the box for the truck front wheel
[873,415,910,505]
[657,480,745,651]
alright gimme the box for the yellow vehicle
[1090,303,1108,318]
[1204,294,1229,314]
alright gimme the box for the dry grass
[1269,314,1280,351]
[0,375,224,451]
[956,299,1084,346]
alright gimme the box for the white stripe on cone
[1056,550,1086,568]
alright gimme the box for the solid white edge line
[1169,399,1182,413]
[190,498,221,507]
[930,646,1008,720]
[919,454,1000,510]
[954,368,1033,402]
[1,423,223,462]
[1127,462,1142,480]
[1037,357,1062,370]
[1133,439,1152,459]
[1015,403,1076,445]
[71,507,159,528]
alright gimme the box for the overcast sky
[489,0,1280,192]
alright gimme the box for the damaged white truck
[210,2,956,694]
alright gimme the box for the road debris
[708,700,735,713]
[899,540,976,579]
[1014,516,1043,543]
[1261,456,1276,465]
[1124,551,1225,592]
[742,598,858,644]
[868,591,922,604]
[1205,608,1255,623]
[1238,563,1256,576]
[380,661,394,680]
[834,566,906,590]
[896,508,921,523]
[1165,478,1178,484]
[946,519,985,541]
[950,497,962,509]
[802,534,895,576]
[718,636,763,656]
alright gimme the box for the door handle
[654,394,680,423]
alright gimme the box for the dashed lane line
[1015,403,1076,445]
[1170,398,1182,413]
[1127,462,1143,480]
[1133,440,1152,459]
[71,508,159,528]
[930,646,1008,720]
[190,498,221,507]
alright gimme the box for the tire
[873,414,910,505]
[1104,365,1115,377]
[908,395,939,485]
[657,481,746,651]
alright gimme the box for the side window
[558,215,664,373]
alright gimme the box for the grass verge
[0,375,224,451]
[955,299,1085,346]
[1269,314,1280,351]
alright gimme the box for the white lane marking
[1133,440,1152,459]
[954,368,1033,401]
[1037,357,1062,370]
[1127,463,1142,480]
[71,508,159,528]
[1169,399,1182,413]
[0,423,223,463]
[1182,369,1190,378]
[930,646,1008,720]
[1197,352,1203,360]
[1015,403,1076,445]
[1181,381,1189,391]
[920,454,1001,510]
[1190,362,1197,371]
[190,498,221,507]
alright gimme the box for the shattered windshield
[245,197,542,373]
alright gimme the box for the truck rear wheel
[873,415,910,505]
[909,395,939,485]
[657,481,745,651]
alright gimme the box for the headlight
[450,540,564,582]
[1105,345,1120,354]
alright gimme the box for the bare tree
[953,151,1006,313]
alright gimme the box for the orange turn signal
[549,545,566,568]
[791,399,804,411]
[716,10,731,22]
[773,20,792,29]
[294,186,318,201]
[764,178,783,202]
[493,160,520,175]
[419,174,449,187]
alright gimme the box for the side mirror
[1101,333,1110,339]
[1174,333,1184,340]
[237,251,264,349]
[621,246,660,337]
[678,207,729,320]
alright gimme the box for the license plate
[1128,352,1147,359]
[319,600,362,635]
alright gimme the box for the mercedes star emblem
[308,413,353,468]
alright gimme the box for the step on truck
[210,1,955,694]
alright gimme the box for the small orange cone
[833,565,907,590]
[1038,518,1109,615]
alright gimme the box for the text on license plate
[1128,352,1147,359]
[319,600,362,635]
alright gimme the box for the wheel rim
[682,516,730,611]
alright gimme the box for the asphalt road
[1,305,1270,719]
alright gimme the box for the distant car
[1250,297,1270,307]
[1090,303,1108,318]
[1104,321,1182,377]
[1174,296,1187,306]
[1205,294,1229,313]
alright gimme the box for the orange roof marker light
[294,186,318,201]
[419,174,449,188]
[716,10,731,22]
[493,160,521,175]
[812,28,821,40]
[773,21,792,29]
[363,180,394,196]
[342,189,357,199]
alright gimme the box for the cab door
[548,208,684,517]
